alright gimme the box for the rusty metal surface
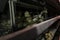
[0,16,59,40]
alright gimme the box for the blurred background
[0,0,60,40]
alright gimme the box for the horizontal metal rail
[0,16,60,40]
[15,2,43,10]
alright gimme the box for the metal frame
[0,16,59,40]
[2,0,59,40]
[8,0,17,31]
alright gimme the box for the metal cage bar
[0,16,59,40]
